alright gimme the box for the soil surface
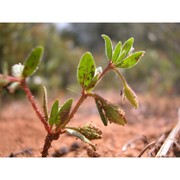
[0,91,180,157]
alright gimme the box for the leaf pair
[77,52,101,92]
[42,86,73,129]
[102,34,145,69]
[49,98,73,129]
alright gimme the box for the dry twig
[137,140,156,157]
[155,108,180,157]
[122,135,148,152]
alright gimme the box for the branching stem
[98,61,113,81]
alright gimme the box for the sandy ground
[0,91,179,157]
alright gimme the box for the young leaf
[22,46,44,78]
[49,99,59,127]
[112,41,122,63]
[42,85,49,121]
[122,38,134,58]
[116,50,126,64]
[57,98,73,128]
[102,34,113,61]
[116,51,145,69]
[77,52,96,90]
[95,99,108,126]
[65,128,96,151]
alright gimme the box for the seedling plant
[0,34,145,157]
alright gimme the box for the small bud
[124,83,138,109]
[95,66,102,76]
[103,102,127,126]
[7,82,20,93]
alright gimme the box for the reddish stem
[20,80,51,134]
[69,90,87,120]
[98,61,113,81]
[6,75,21,83]
[41,132,60,157]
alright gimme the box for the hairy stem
[20,80,51,134]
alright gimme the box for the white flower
[12,63,24,78]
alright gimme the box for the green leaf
[77,52,96,90]
[65,128,96,151]
[57,98,73,128]
[116,51,145,69]
[49,99,59,127]
[122,38,134,58]
[116,50,126,64]
[95,99,108,126]
[42,85,49,121]
[102,34,113,61]
[22,46,44,77]
[112,41,122,63]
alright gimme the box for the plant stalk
[20,80,51,134]
[69,90,87,120]
[41,133,60,157]
[98,61,113,81]
[113,68,126,86]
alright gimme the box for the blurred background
[0,23,179,101]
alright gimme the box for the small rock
[70,142,80,151]
[52,147,69,157]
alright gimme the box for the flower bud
[12,63,24,78]
[77,124,102,140]
[7,82,20,93]
[124,83,139,109]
